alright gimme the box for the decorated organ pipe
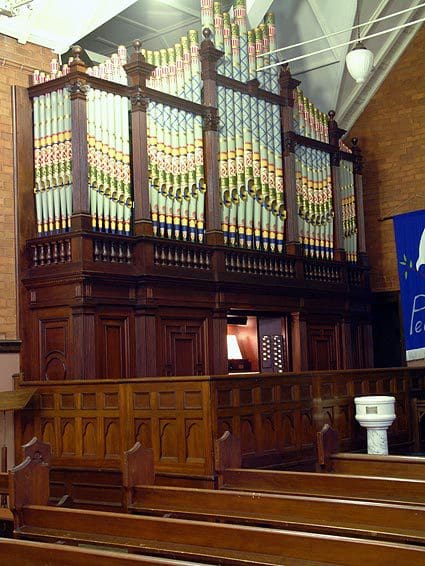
[340,154,357,262]
[206,0,285,251]
[28,0,363,266]
[295,146,334,260]
[142,32,206,243]
[33,86,72,235]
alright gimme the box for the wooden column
[291,312,308,371]
[351,138,368,266]
[200,30,224,246]
[328,111,346,262]
[209,306,228,375]
[134,305,157,377]
[68,47,91,231]
[279,65,301,253]
[339,318,353,369]
[124,41,155,237]
[71,305,96,379]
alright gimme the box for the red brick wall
[349,24,425,292]
[0,34,53,339]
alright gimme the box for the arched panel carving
[82,420,97,456]
[280,413,295,449]
[301,410,314,447]
[45,356,66,380]
[135,420,152,448]
[41,420,56,454]
[39,318,69,381]
[185,420,204,462]
[61,421,75,456]
[240,418,255,454]
[261,414,275,451]
[337,404,350,438]
[323,407,334,426]
[21,419,35,447]
[159,420,178,461]
[217,419,232,438]
[105,419,120,456]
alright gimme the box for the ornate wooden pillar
[328,111,346,262]
[200,29,224,246]
[279,65,301,254]
[68,47,91,231]
[124,41,155,237]
[351,138,368,266]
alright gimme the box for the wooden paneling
[97,314,130,379]
[39,317,70,380]
[307,324,338,370]
[160,317,208,376]
[15,368,423,484]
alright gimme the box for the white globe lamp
[346,41,374,84]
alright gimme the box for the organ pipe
[29,0,360,266]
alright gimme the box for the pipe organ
[15,0,372,381]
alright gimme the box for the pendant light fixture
[345,1,374,83]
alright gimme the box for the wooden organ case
[14,4,373,382]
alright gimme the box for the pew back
[11,453,425,566]
[216,431,425,505]
[0,538,206,566]
[317,425,425,479]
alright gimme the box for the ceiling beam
[338,0,425,129]
[246,0,273,29]
[157,0,200,18]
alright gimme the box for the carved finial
[71,45,83,61]
[203,28,212,40]
[133,39,142,53]
[328,110,336,121]
[351,137,358,146]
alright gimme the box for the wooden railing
[15,367,424,480]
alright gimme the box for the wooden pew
[0,538,206,566]
[10,450,425,566]
[0,437,51,534]
[123,443,425,546]
[215,431,425,505]
[317,424,425,479]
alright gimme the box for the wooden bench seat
[317,424,425,479]
[14,505,425,566]
[126,484,425,545]
[215,432,425,505]
[0,537,208,566]
[10,454,425,566]
[123,442,425,546]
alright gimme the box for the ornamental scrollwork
[130,87,149,111]
[203,108,220,131]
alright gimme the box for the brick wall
[0,34,53,339]
[349,24,425,292]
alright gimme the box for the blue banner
[393,210,425,361]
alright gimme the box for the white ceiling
[1,0,424,130]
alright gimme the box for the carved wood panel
[160,317,208,376]
[14,368,420,477]
[97,315,130,379]
[307,324,338,370]
[39,317,70,380]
